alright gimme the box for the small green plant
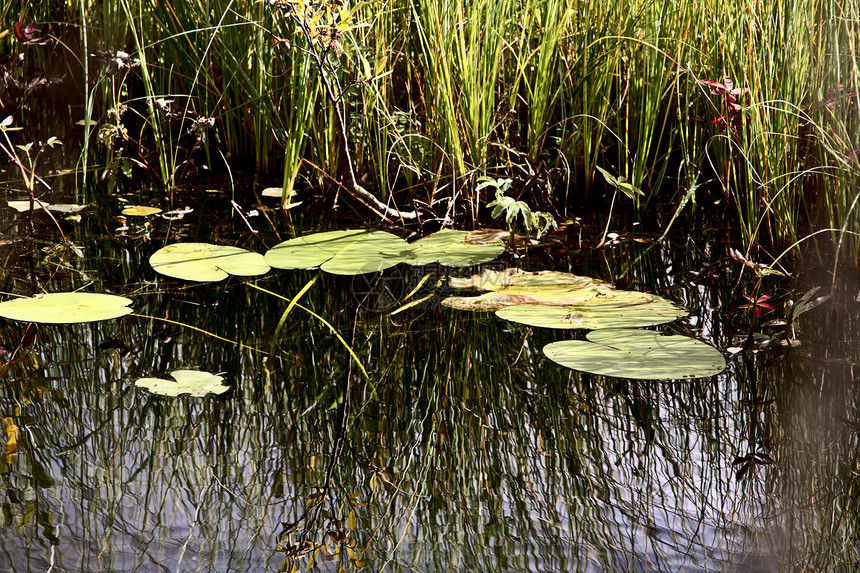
[594,165,644,201]
[481,176,557,239]
[594,165,644,247]
[0,116,65,235]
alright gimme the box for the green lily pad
[135,370,229,397]
[150,242,270,282]
[495,291,686,329]
[265,230,410,275]
[406,229,504,267]
[122,205,162,216]
[0,292,133,324]
[544,329,726,380]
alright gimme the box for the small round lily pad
[150,242,270,282]
[122,205,162,216]
[0,292,133,324]
[265,230,410,275]
[544,329,726,380]
[406,229,504,267]
[135,370,229,397]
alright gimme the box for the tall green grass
[5,0,860,255]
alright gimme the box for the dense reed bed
[2,0,859,257]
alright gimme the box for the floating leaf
[122,205,162,216]
[443,269,614,311]
[544,329,726,380]
[7,199,49,212]
[465,229,511,245]
[406,229,504,267]
[496,291,686,329]
[48,203,87,214]
[443,267,686,328]
[261,187,296,199]
[265,230,410,275]
[135,370,229,397]
[150,242,270,282]
[0,292,133,324]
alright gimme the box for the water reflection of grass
[1,237,860,570]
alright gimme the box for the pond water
[0,186,859,572]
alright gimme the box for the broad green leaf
[0,292,133,324]
[405,229,504,267]
[135,370,229,397]
[122,205,162,216]
[150,242,270,282]
[495,291,686,329]
[595,165,618,187]
[265,230,410,275]
[544,329,726,380]
[618,182,644,199]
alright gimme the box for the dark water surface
[0,187,859,572]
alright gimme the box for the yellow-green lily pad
[544,329,726,380]
[406,229,504,267]
[135,370,229,397]
[150,242,270,282]
[265,230,410,275]
[0,292,133,324]
[122,205,162,216]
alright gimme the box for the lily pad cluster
[443,268,725,380]
[147,229,506,282]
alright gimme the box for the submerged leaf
[443,267,685,328]
[406,229,504,267]
[265,230,410,275]
[448,268,607,291]
[135,370,229,397]
[496,291,686,329]
[0,292,133,324]
[443,268,613,311]
[150,242,270,282]
[544,329,726,380]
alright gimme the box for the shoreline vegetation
[1,0,859,261]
